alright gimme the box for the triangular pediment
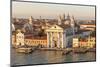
[49,25,63,30]
[46,24,64,32]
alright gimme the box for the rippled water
[11,48,96,66]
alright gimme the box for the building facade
[25,39,47,47]
[87,37,96,48]
[16,30,24,46]
[73,38,79,48]
[80,24,96,31]
[12,14,79,48]
[46,25,67,48]
[73,37,96,48]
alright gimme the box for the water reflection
[11,49,96,66]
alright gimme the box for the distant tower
[61,13,65,21]
[67,13,70,20]
[58,14,62,25]
[64,13,71,25]
[29,16,33,25]
[40,16,42,20]
[70,16,75,35]
[16,29,24,46]
[70,16,75,26]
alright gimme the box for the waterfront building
[73,38,79,48]
[46,24,78,48]
[87,37,96,48]
[25,37,47,47]
[12,32,47,47]
[46,25,66,48]
[73,36,96,48]
[46,14,78,48]
[79,39,88,47]
[13,24,77,48]
[16,29,24,46]
[12,14,79,49]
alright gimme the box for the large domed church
[23,16,34,34]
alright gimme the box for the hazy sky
[12,1,95,20]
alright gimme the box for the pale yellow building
[25,38,47,47]
[73,38,79,48]
[87,37,96,48]
[73,37,96,48]
[16,30,24,46]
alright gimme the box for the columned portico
[61,32,64,48]
[57,32,60,48]
[46,25,65,48]
[50,32,53,48]
[47,32,50,48]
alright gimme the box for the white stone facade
[16,30,24,46]
[46,25,66,48]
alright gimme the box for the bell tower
[29,16,33,25]
[58,14,62,25]
[70,16,75,35]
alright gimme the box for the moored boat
[87,48,96,52]
[73,47,88,53]
[16,47,33,53]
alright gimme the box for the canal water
[11,48,96,66]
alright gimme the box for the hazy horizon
[12,1,95,20]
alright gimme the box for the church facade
[46,25,67,48]
[45,14,78,48]
[45,24,78,48]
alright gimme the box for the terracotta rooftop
[58,24,71,29]
[25,35,47,40]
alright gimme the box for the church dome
[23,22,33,34]
[64,20,70,25]
[23,16,33,34]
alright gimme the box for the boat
[16,46,33,54]
[87,48,96,52]
[16,47,33,53]
[73,47,88,53]
[62,50,72,55]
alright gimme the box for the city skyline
[11,1,96,66]
[12,1,95,20]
